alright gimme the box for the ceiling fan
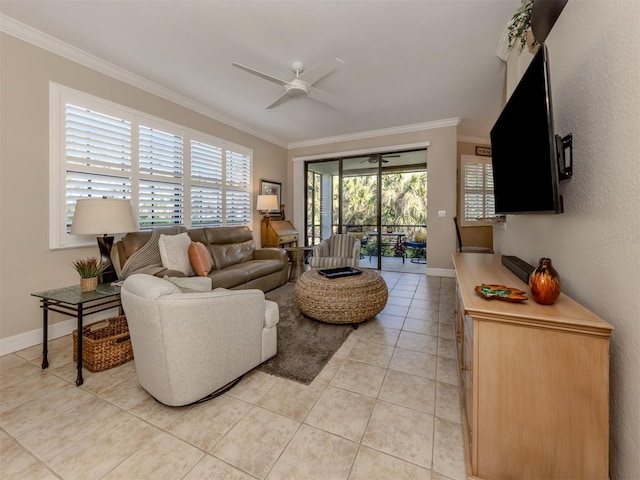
[232,58,344,109]
[360,154,401,164]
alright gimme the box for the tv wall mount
[555,133,573,181]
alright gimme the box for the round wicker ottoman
[294,269,388,325]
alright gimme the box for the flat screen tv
[490,44,564,214]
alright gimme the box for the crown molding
[0,14,288,148]
[287,118,461,150]
[1,15,482,152]
[457,134,490,145]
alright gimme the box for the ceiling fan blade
[367,155,391,164]
[307,86,341,109]
[299,58,344,86]
[232,62,288,86]
[266,92,291,109]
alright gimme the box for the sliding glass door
[305,150,427,271]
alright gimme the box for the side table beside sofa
[31,284,122,386]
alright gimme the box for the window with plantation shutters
[460,155,497,226]
[50,84,253,248]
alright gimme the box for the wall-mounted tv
[490,44,568,214]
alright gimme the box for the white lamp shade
[71,198,136,235]
[256,194,278,212]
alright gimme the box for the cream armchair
[309,234,360,268]
[121,274,279,406]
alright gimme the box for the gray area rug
[259,282,354,384]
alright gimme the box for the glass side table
[31,283,122,386]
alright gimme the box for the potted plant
[72,257,104,292]
[507,0,537,52]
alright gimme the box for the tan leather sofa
[116,226,288,292]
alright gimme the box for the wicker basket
[73,315,133,372]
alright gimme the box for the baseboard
[426,267,456,278]
[0,307,119,356]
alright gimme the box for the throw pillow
[158,232,194,276]
[189,241,213,276]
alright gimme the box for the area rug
[259,282,354,384]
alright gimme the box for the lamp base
[96,235,118,284]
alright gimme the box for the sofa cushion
[189,241,213,276]
[158,232,194,276]
[208,265,250,289]
[209,242,254,270]
[245,259,286,281]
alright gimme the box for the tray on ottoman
[73,315,133,372]
[318,266,363,279]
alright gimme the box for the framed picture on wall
[260,180,281,214]
[475,146,492,157]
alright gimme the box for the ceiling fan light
[285,82,308,97]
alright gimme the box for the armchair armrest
[351,240,361,262]
[312,238,330,258]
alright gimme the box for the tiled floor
[0,273,466,480]
[360,255,427,274]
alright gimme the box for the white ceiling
[0,0,520,147]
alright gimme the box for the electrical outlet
[438,210,446,218]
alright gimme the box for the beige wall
[494,1,639,477]
[288,125,458,272]
[0,33,287,343]
[456,141,493,249]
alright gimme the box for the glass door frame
[304,149,427,271]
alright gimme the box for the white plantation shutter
[226,150,251,188]
[460,155,496,226]
[226,190,251,224]
[191,140,223,225]
[65,104,131,171]
[51,85,253,248]
[64,104,132,231]
[191,186,223,225]
[225,150,251,225]
[65,172,131,230]
[139,180,184,227]
[138,126,184,226]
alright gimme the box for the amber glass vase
[529,258,561,305]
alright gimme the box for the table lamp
[257,194,278,247]
[71,198,136,284]
[257,194,278,219]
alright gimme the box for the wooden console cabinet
[452,253,612,479]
